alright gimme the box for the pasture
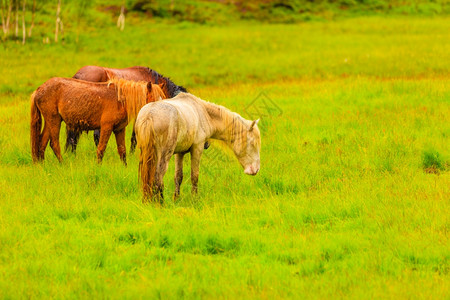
[0,15,449,298]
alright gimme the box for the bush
[422,149,446,174]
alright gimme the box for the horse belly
[59,99,104,131]
[173,132,195,153]
[171,104,203,153]
[173,118,198,153]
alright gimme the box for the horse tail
[30,91,42,162]
[136,118,157,201]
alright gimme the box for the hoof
[204,141,210,149]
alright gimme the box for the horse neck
[112,79,151,121]
[202,101,244,144]
[159,76,184,97]
[150,84,167,101]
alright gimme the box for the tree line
[2,0,447,44]
[1,0,37,44]
[1,0,126,44]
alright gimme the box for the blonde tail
[30,91,42,162]
[136,119,157,202]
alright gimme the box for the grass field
[0,15,449,298]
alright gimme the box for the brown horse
[70,66,187,153]
[30,77,166,164]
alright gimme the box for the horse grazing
[70,65,187,153]
[135,92,261,202]
[30,77,167,164]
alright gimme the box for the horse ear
[159,81,166,91]
[249,119,260,131]
[147,82,152,92]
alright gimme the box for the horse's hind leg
[96,126,113,163]
[113,128,127,166]
[154,150,173,203]
[93,129,100,147]
[129,130,137,154]
[71,130,80,153]
[65,128,80,153]
[48,118,63,162]
[39,123,51,161]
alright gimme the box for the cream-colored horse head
[232,119,261,175]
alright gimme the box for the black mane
[148,69,187,97]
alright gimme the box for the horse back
[73,66,109,82]
[73,65,153,83]
[142,95,208,152]
[36,77,126,130]
[104,66,154,82]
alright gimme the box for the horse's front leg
[96,125,113,163]
[174,153,185,200]
[190,144,204,195]
[114,128,127,166]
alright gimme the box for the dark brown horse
[70,66,187,153]
[30,77,167,164]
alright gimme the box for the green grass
[0,15,449,298]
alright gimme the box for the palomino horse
[30,77,166,164]
[135,92,261,202]
[70,66,187,153]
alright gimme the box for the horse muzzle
[244,163,260,176]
